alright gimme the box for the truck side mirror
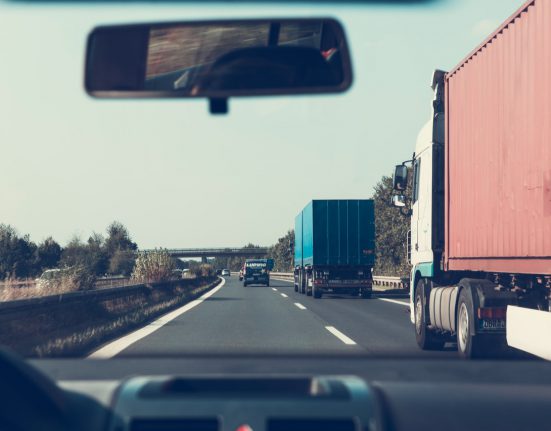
[392,194,407,208]
[393,164,408,191]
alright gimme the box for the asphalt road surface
[109,276,458,358]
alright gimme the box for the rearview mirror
[85,19,352,113]
[393,164,408,191]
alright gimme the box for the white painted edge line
[294,302,307,310]
[280,293,288,298]
[325,326,357,345]
[272,288,278,291]
[88,277,226,359]
[378,298,409,306]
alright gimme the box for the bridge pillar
[201,256,208,263]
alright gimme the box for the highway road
[95,276,458,359]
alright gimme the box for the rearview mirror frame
[85,18,353,114]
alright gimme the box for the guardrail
[0,276,135,291]
[373,276,409,290]
[269,272,408,290]
[270,272,293,280]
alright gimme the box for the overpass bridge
[142,247,269,262]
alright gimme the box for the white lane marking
[272,288,278,291]
[325,326,357,345]
[88,277,226,359]
[294,302,307,310]
[378,298,409,306]
[280,293,288,298]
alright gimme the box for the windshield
[0,0,536,362]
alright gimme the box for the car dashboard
[14,354,551,431]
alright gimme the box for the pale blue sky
[0,0,522,248]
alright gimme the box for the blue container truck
[294,200,375,299]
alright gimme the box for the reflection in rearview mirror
[393,165,408,191]
[85,18,352,113]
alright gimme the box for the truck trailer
[294,200,375,299]
[392,0,551,359]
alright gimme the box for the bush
[60,266,97,291]
[36,265,96,292]
[108,250,136,276]
[131,249,175,283]
[190,264,215,278]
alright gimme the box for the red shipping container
[444,0,551,275]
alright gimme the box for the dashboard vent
[267,418,357,431]
[130,418,219,431]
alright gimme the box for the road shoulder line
[87,277,226,359]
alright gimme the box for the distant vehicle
[171,269,183,279]
[294,200,375,299]
[35,269,63,289]
[243,259,270,287]
[221,269,230,276]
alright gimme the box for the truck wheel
[313,285,322,299]
[243,282,247,287]
[456,288,484,359]
[294,284,298,292]
[361,289,372,299]
[266,280,270,287]
[414,280,445,350]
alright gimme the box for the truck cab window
[412,159,421,203]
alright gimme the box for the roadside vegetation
[0,221,140,299]
[372,171,413,278]
[131,249,175,283]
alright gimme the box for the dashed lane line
[325,326,357,345]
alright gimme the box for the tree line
[0,221,137,280]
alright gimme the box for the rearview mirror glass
[393,164,408,191]
[85,19,352,102]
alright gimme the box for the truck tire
[243,282,248,287]
[313,285,322,299]
[266,280,270,287]
[361,289,372,299]
[414,280,445,350]
[294,283,298,292]
[456,288,485,359]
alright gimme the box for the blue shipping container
[294,200,375,267]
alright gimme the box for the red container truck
[392,0,551,359]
